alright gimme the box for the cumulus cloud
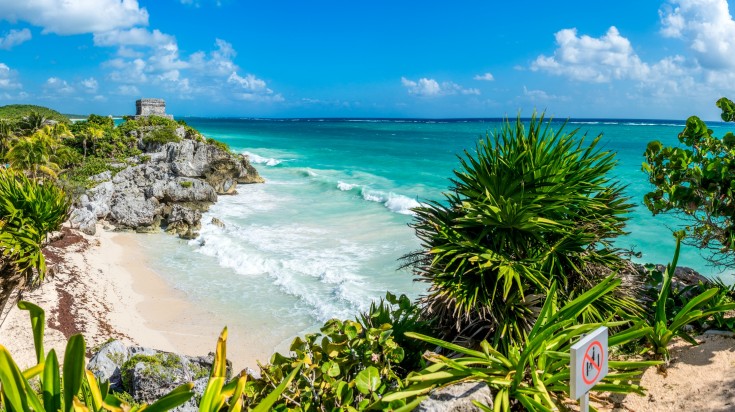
[531,26,650,82]
[45,77,74,94]
[401,77,480,96]
[0,0,149,35]
[0,28,31,50]
[660,0,735,69]
[93,28,175,48]
[0,63,22,90]
[116,85,140,96]
[227,71,283,102]
[80,77,98,93]
[473,72,495,81]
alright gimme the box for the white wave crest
[242,151,282,166]
[360,189,421,215]
[337,181,359,191]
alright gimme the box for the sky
[0,0,734,119]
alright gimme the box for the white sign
[570,326,608,399]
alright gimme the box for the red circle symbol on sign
[582,341,604,385]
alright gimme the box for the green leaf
[63,334,86,412]
[355,366,381,395]
[17,301,45,366]
[43,349,61,412]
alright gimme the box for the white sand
[0,225,263,371]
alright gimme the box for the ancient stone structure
[135,98,173,120]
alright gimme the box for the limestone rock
[237,155,265,184]
[165,204,202,239]
[89,340,231,409]
[68,207,96,235]
[416,382,494,412]
[109,191,161,230]
[84,181,114,218]
[211,217,225,228]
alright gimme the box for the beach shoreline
[0,225,266,371]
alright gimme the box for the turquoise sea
[134,118,735,353]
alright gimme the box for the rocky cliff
[69,126,264,239]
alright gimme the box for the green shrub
[205,137,230,153]
[405,113,637,351]
[143,126,180,146]
[179,181,193,188]
[644,97,735,267]
[244,293,430,411]
[388,276,659,411]
[61,157,125,188]
[0,170,69,315]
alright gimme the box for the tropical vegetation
[404,113,637,351]
[643,97,735,267]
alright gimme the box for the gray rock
[88,340,230,408]
[68,207,96,235]
[147,179,217,203]
[165,205,202,239]
[211,217,225,228]
[109,191,161,230]
[88,340,130,392]
[237,155,265,184]
[89,170,112,183]
[416,382,494,412]
[84,181,114,218]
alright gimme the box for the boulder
[165,204,202,239]
[68,207,96,235]
[237,155,265,184]
[109,191,161,230]
[89,340,232,410]
[147,179,217,204]
[84,181,114,218]
[211,217,225,228]
[416,382,494,412]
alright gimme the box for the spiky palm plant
[406,113,637,351]
[0,169,69,317]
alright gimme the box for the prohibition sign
[582,341,604,385]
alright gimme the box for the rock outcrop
[89,340,232,410]
[69,127,263,238]
[416,382,494,411]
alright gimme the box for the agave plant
[405,113,638,350]
[385,275,659,411]
[0,169,69,316]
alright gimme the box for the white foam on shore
[337,181,359,191]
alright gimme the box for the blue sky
[0,0,733,119]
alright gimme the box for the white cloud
[227,71,283,102]
[0,28,31,50]
[93,28,175,48]
[522,86,567,102]
[45,77,74,94]
[660,0,735,69]
[531,27,650,82]
[0,63,22,90]
[401,77,480,96]
[473,72,495,81]
[116,85,140,96]
[0,0,149,35]
[80,77,98,93]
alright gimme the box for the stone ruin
[135,98,173,120]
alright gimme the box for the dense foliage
[643,97,735,267]
[243,293,432,411]
[0,104,69,123]
[0,169,69,316]
[388,276,658,411]
[406,113,636,350]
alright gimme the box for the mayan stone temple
[135,98,173,119]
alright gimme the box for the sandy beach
[0,225,266,371]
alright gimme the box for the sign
[570,326,608,399]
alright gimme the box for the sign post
[570,326,608,412]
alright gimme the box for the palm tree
[15,111,47,136]
[405,113,638,351]
[0,120,14,160]
[5,136,59,179]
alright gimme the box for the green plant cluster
[0,169,69,315]
[643,97,735,267]
[143,126,181,146]
[243,293,432,411]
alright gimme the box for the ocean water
[134,118,735,355]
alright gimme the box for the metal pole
[580,392,590,412]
